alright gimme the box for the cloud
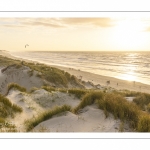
[1,24,26,28]
[0,18,114,29]
[22,21,64,28]
[0,18,63,28]
[61,18,114,27]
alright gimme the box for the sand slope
[6,89,81,131]
[33,105,131,132]
[5,88,132,132]
[0,65,43,95]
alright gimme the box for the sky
[1,17,150,52]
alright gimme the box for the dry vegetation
[25,105,72,131]
[6,83,27,95]
[0,94,22,132]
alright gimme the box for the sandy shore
[1,50,150,94]
[54,65,150,93]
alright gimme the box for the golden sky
[0,17,150,51]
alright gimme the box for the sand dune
[33,105,131,132]
[0,65,43,95]
[6,88,131,132]
[0,51,148,132]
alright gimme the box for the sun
[112,18,147,50]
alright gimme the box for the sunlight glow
[119,72,137,82]
[116,62,138,82]
[112,18,147,50]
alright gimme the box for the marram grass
[25,105,72,132]
[6,83,26,95]
[41,86,56,92]
[0,94,22,122]
[73,91,104,114]
[68,89,88,99]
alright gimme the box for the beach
[1,50,150,94]
[1,50,150,132]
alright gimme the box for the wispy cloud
[61,18,114,27]
[0,18,114,29]
[22,21,64,28]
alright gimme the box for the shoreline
[1,51,150,94]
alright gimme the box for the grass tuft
[137,114,150,132]
[97,93,140,129]
[73,91,104,114]
[25,105,72,131]
[7,83,26,95]
[68,89,88,99]
[0,94,22,121]
[133,93,150,110]
[41,86,56,92]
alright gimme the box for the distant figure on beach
[117,83,118,87]
[133,81,135,86]
[79,75,82,80]
[106,80,110,86]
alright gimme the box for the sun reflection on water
[117,62,138,82]
[118,71,137,82]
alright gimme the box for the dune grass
[0,93,22,128]
[97,93,140,129]
[123,90,141,97]
[0,55,21,67]
[68,89,88,99]
[147,103,150,113]
[58,88,68,93]
[133,93,150,110]
[70,90,150,131]
[23,62,84,88]
[95,92,150,132]
[137,114,150,132]
[6,83,27,95]
[73,91,104,114]
[29,87,39,93]
[24,62,69,87]
[25,105,72,131]
[41,86,56,92]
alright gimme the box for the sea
[10,51,150,85]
